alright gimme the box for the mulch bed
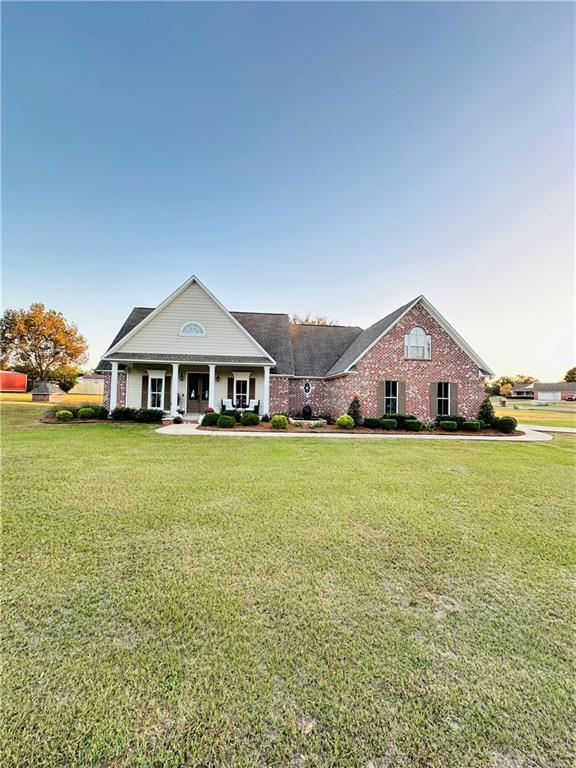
[197,422,522,437]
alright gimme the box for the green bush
[217,415,236,429]
[495,416,517,434]
[111,407,137,421]
[462,420,481,432]
[55,410,73,421]
[336,414,355,430]
[435,414,466,428]
[387,413,416,429]
[134,408,163,423]
[90,405,109,419]
[347,397,362,426]
[240,411,260,426]
[478,397,496,426]
[77,407,95,419]
[261,414,270,422]
[270,414,288,429]
[202,412,220,427]
[221,409,242,423]
[363,417,381,429]
[405,419,424,431]
[380,418,398,430]
[438,420,457,432]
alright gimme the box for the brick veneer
[103,371,126,411]
[269,304,485,421]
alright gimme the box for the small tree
[0,303,88,381]
[478,397,495,426]
[347,396,362,426]
[47,365,83,393]
[564,367,576,382]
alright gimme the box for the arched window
[179,322,206,337]
[404,326,431,360]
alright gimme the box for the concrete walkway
[156,422,552,442]
[517,424,576,434]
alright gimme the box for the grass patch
[494,407,576,429]
[2,402,575,767]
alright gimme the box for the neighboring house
[531,382,576,401]
[96,275,493,421]
[510,382,535,398]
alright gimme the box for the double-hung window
[385,381,398,414]
[148,375,165,409]
[437,382,450,416]
[235,378,248,408]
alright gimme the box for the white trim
[103,357,268,366]
[179,321,206,337]
[208,364,216,410]
[109,361,119,412]
[262,366,271,416]
[341,296,493,376]
[171,363,179,416]
[437,381,451,416]
[233,371,250,408]
[104,275,276,365]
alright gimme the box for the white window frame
[404,326,431,360]
[385,380,398,414]
[179,322,206,337]
[147,369,166,410]
[303,381,312,396]
[437,381,451,416]
[233,372,250,409]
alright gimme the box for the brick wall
[103,371,126,411]
[274,303,485,422]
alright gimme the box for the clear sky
[2,1,574,378]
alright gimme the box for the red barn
[0,371,28,392]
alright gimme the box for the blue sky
[3,1,574,378]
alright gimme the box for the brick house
[96,275,492,421]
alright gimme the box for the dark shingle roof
[231,312,294,375]
[533,382,576,392]
[31,382,66,394]
[325,298,417,376]
[289,324,363,377]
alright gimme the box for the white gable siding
[113,281,265,357]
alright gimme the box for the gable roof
[96,283,493,378]
[31,382,66,394]
[533,381,576,392]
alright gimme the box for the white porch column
[208,364,216,410]
[262,365,271,417]
[109,361,119,413]
[171,363,179,415]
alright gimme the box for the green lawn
[494,406,576,429]
[2,402,575,768]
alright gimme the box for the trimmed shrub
[134,408,163,423]
[478,397,496,426]
[261,414,270,422]
[462,420,481,432]
[202,412,220,427]
[318,413,335,425]
[271,414,288,429]
[241,411,260,426]
[363,417,382,429]
[435,414,466,428]
[55,410,73,421]
[438,420,457,432]
[173,415,183,424]
[336,414,355,430]
[387,413,417,429]
[495,416,517,434]
[221,409,242,423]
[111,407,137,421]
[91,405,109,419]
[347,397,362,426]
[380,418,398,430]
[405,419,424,431]
[217,414,236,429]
[77,407,95,419]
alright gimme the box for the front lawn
[2,402,574,767]
[494,405,576,429]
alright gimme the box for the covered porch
[108,358,271,418]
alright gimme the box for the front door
[187,373,209,413]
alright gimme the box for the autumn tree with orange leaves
[1,303,88,382]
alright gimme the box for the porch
[108,360,271,418]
